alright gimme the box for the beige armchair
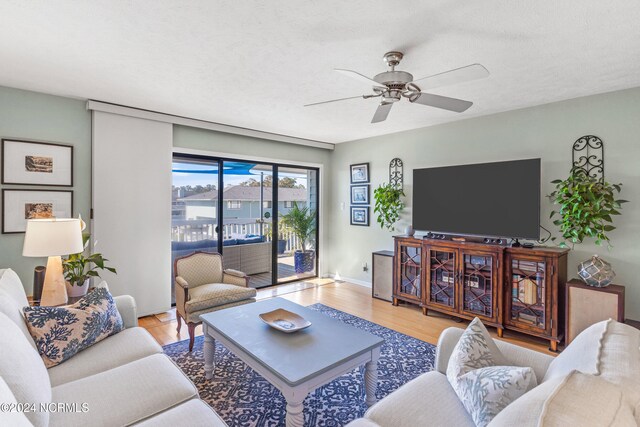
[174,251,257,351]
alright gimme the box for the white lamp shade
[23,218,84,257]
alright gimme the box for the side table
[565,279,624,345]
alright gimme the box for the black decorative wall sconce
[572,135,604,182]
[389,158,403,190]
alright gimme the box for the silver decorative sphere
[404,224,415,237]
[578,255,616,287]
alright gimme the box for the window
[263,201,272,209]
[227,200,241,209]
[284,201,294,208]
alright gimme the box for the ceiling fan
[305,51,489,123]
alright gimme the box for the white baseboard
[326,274,372,288]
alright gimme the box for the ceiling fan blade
[304,95,365,107]
[335,69,386,88]
[371,102,393,123]
[412,64,489,91]
[411,93,473,113]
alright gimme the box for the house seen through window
[171,157,319,298]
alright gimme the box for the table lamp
[23,218,84,306]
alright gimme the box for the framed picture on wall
[1,139,73,186]
[350,162,369,184]
[350,184,370,204]
[350,206,370,226]
[2,189,73,233]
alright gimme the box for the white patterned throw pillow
[447,318,537,427]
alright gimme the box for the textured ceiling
[0,1,639,143]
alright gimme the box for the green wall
[0,86,91,293]
[329,87,640,318]
[173,125,332,167]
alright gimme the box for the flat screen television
[412,159,541,240]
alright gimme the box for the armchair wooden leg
[176,312,182,333]
[188,323,196,352]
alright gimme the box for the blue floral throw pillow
[23,288,124,368]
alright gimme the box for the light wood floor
[140,280,555,355]
[248,260,316,289]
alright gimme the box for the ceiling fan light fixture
[373,71,413,87]
[307,52,489,123]
[382,90,402,103]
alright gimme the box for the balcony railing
[171,219,303,252]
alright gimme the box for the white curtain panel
[91,111,173,316]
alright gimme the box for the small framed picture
[350,162,369,184]
[2,189,73,234]
[2,139,73,186]
[350,206,370,226]
[351,184,370,205]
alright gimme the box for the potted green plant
[549,168,627,248]
[281,202,316,273]
[373,182,405,231]
[63,233,117,297]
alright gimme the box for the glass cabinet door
[396,243,422,301]
[508,257,548,331]
[460,252,496,320]
[427,248,457,309]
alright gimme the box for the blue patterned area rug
[163,304,435,426]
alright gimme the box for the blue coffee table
[200,298,384,427]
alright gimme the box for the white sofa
[348,318,640,426]
[0,268,227,427]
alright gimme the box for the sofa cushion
[51,353,198,427]
[366,371,475,427]
[488,371,636,427]
[0,269,29,306]
[447,318,536,427]
[0,268,36,349]
[0,311,51,427]
[0,376,33,427]
[236,236,263,245]
[172,239,217,251]
[48,326,162,386]
[132,398,227,426]
[540,371,635,426]
[23,288,124,368]
[187,298,255,323]
[186,283,256,312]
[488,374,564,426]
[542,319,607,381]
[543,319,640,422]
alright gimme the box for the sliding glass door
[222,161,274,288]
[276,167,318,283]
[171,154,319,292]
[171,156,220,303]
